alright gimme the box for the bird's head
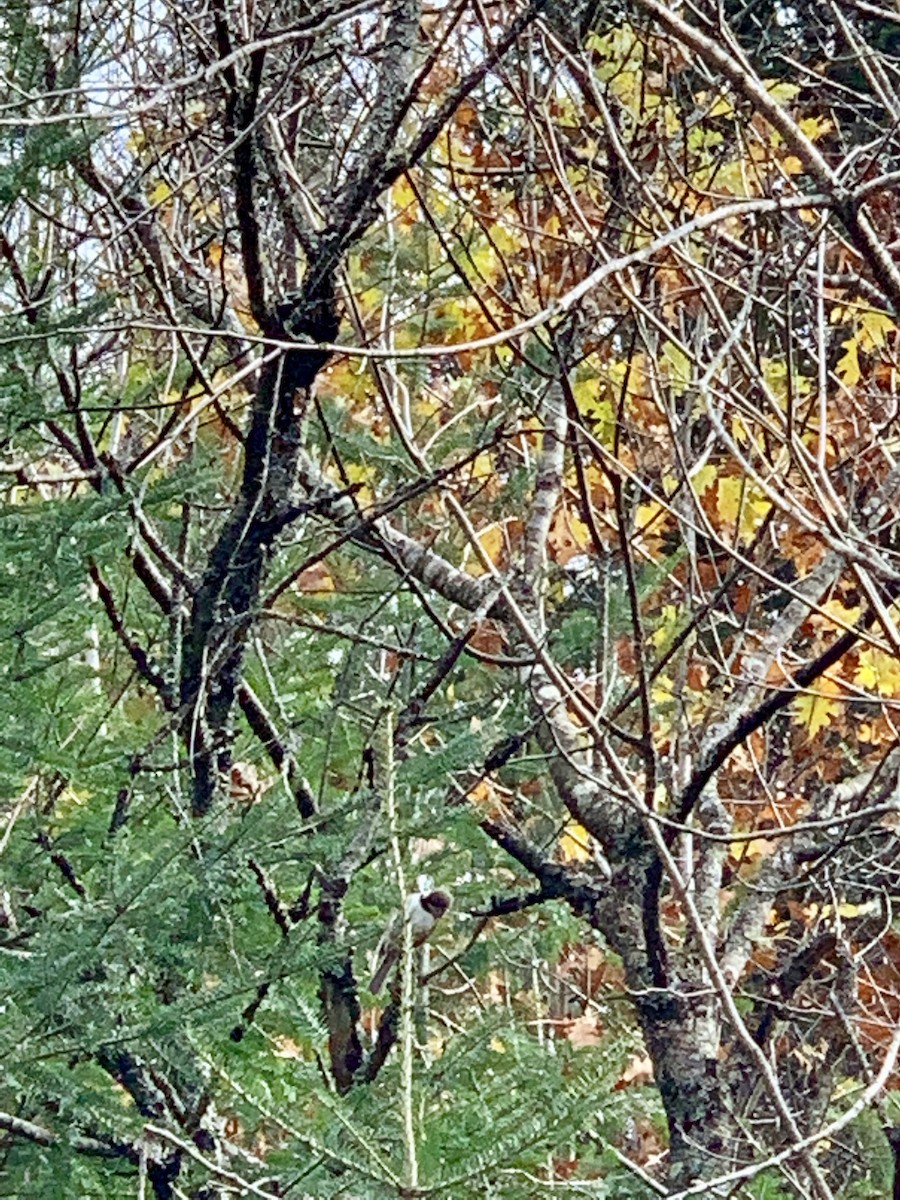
[420,890,451,918]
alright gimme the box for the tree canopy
[4,1,900,1197]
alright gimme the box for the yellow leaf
[762,358,811,404]
[716,477,742,525]
[836,337,861,387]
[835,900,878,919]
[797,116,832,142]
[467,779,498,809]
[466,524,504,576]
[662,340,692,396]
[765,80,800,103]
[731,836,775,861]
[391,177,418,218]
[469,452,494,479]
[610,68,639,106]
[469,240,497,279]
[709,92,733,118]
[488,222,521,257]
[690,463,717,499]
[549,506,593,566]
[636,499,667,537]
[342,461,376,505]
[571,375,606,419]
[650,675,674,706]
[793,680,842,738]
[560,822,592,863]
[855,647,900,695]
[812,598,862,631]
[148,180,171,206]
[650,604,680,650]
[858,308,897,351]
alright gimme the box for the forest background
[4,1,900,1197]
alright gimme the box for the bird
[369,888,451,995]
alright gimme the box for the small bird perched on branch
[369,889,452,995]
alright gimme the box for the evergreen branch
[0,1110,136,1161]
[144,1123,280,1199]
[394,627,474,747]
[248,857,291,938]
[34,832,86,899]
[229,980,271,1044]
[87,560,173,704]
[237,682,317,818]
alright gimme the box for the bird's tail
[369,949,398,995]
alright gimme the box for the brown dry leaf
[617,637,637,674]
[784,899,807,923]
[272,1035,304,1059]
[419,62,458,99]
[619,1115,667,1167]
[686,662,709,691]
[558,943,620,1001]
[615,1053,655,1090]
[565,1012,604,1048]
[229,761,261,807]
[455,100,479,128]
[468,619,507,656]
[251,1129,276,1158]
[484,970,507,1005]
[293,561,335,593]
[748,945,777,974]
